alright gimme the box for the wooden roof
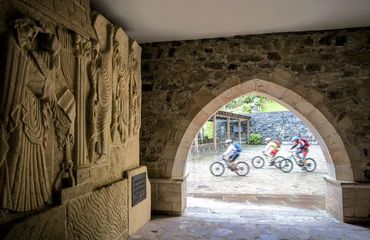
[209,110,250,121]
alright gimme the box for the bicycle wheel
[279,159,294,173]
[210,162,225,176]
[303,158,317,172]
[251,156,265,168]
[235,161,250,176]
[273,156,285,168]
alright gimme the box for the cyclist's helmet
[225,139,233,144]
[291,136,299,142]
[273,139,281,145]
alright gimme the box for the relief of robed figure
[0,17,75,212]
[129,42,142,136]
[88,14,114,163]
[111,28,130,145]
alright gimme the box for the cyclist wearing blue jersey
[223,139,242,169]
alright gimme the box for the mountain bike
[251,153,285,169]
[279,151,317,173]
[210,157,250,176]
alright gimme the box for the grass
[261,101,288,112]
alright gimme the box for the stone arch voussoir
[172,78,354,181]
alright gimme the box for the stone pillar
[150,176,187,215]
[73,34,91,184]
[324,176,370,222]
[213,115,217,152]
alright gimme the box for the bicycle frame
[287,152,304,166]
[221,157,235,168]
[264,153,285,164]
[262,153,273,161]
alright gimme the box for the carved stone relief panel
[74,33,91,170]
[0,17,76,212]
[0,9,142,218]
[16,0,94,38]
[129,41,142,137]
[87,13,114,164]
[0,205,66,240]
[66,180,129,240]
[111,28,130,146]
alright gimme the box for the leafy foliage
[248,133,262,145]
[222,95,287,113]
[203,122,213,139]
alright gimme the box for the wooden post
[238,119,242,144]
[195,133,199,155]
[213,115,217,152]
[247,119,250,145]
[201,126,204,144]
[227,117,231,140]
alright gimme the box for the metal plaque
[132,172,146,207]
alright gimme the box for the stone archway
[142,29,370,222]
[172,78,354,182]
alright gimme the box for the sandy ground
[186,145,328,196]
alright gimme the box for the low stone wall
[325,176,370,222]
[249,111,317,144]
[150,177,187,215]
[0,180,129,240]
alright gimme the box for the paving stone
[213,228,234,237]
[130,196,370,240]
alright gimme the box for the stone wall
[249,112,317,144]
[325,177,370,222]
[0,0,149,238]
[140,28,370,181]
[141,28,370,220]
[151,178,186,215]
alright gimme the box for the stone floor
[187,193,325,211]
[130,197,370,240]
[130,145,370,239]
[187,145,328,196]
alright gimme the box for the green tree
[222,95,271,114]
[203,122,213,138]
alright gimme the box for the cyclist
[290,136,310,169]
[263,138,281,165]
[223,139,242,170]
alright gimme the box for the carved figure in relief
[0,17,75,212]
[87,40,99,161]
[129,48,141,136]
[88,17,114,162]
[111,31,129,144]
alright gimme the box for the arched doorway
[148,77,366,222]
[172,79,353,183]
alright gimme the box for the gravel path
[186,145,328,196]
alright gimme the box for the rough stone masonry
[141,29,370,221]
[140,28,370,181]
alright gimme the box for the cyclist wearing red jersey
[290,136,310,168]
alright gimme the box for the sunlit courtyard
[187,144,327,196]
